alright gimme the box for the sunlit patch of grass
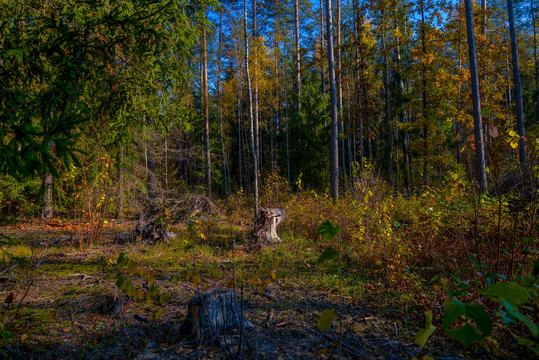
[40,261,106,279]
[1,244,33,262]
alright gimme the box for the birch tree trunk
[325,0,339,200]
[245,0,259,217]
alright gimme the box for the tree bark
[507,0,527,166]
[532,0,539,125]
[182,289,254,345]
[42,172,53,219]
[253,0,260,172]
[201,17,211,197]
[245,0,259,217]
[294,0,301,111]
[325,0,339,200]
[464,0,488,192]
[217,8,228,196]
[319,0,326,94]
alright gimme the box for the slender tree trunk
[382,8,393,186]
[283,56,291,188]
[245,0,259,217]
[532,0,539,124]
[201,19,211,197]
[218,8,228,196]
[148,127,156,200]
[237,52,243,190]
[325,0,339,200]
[294,0,301,111]
[42,172,53,219]
[464,0,488,192]
[420,1,428,182]
[117,146,124,219]
[507,0,527,166]
[336,0,345,185]
[253,0,260,172]
[320,0,326,93]
[42,115,53,219]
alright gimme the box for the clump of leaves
[114,252,165,320]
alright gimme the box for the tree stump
[182,289,253,345]
[114,217,177,244]
[250,207,285,243]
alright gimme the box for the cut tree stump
[249,207,285,243]
[114,217,177,244]
[181,289,253,345]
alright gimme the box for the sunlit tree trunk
[217,7,228,196]
[245,0,259,217]
[253,0,260,172]
[464,0,488,192]
[42,171,53,219]
[325,0,339,200]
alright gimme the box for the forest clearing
[1,0,538,359]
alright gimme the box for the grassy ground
[0,216,533,359]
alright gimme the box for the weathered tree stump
[181,289,253,345]
[114,217,177,244]
[249,207,285,243]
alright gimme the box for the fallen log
[181,289,254,345]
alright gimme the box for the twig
[0,263,18,275]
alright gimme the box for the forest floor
[0,218,527,359]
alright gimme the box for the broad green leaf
[317,309,335,331]
[502,300,539,337]
[415,311,437,347]
[443,299,492,348]
[117,252,129,267]
[317,220,342,241]
[316,247,339,264]
[116,276,126,290]
[479,282,529,306]
[127,260,137,276]
[481,107,492,118]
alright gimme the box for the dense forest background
[1,0,539,358]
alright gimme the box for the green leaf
[502,300,539,337]
[481,107,492,118]
[317,309,335,331]
[317,220,342,241]
[479,282,530,306]
[127,260,137,276]
[116,276,126,291]
[1,330,14,340]
[443,299,492,348]
[152,309,163,321]
[415,311,437,347]
[117,252,129,267]
[316,247,339,264]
